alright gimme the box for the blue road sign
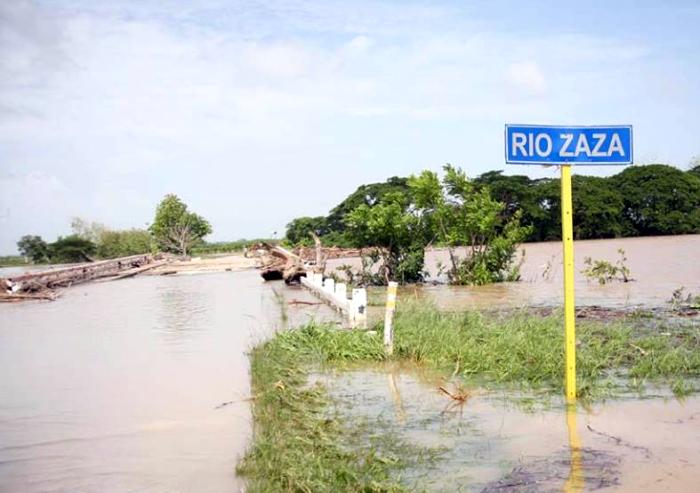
[505,124,633,165]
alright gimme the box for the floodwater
[0,270,336,493]
[327,369,700,492]
[1,235,698,492]
[329,234,700,310]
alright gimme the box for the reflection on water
[564,404,584,493]
[155,284,210,349]
[327,369,700,492]
[0,270,293,493]
[387,372,407,425]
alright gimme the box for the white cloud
[507,61,546,94]
[345,35,372,52]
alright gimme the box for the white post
[335,283,347,301]
[323,278,335,294]
[313,273,323,287]
[351,288,367,328]
[384,282,398,355]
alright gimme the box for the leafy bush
[581,249,631,284]
[96,229,152,258]
[345,192,427,284]
[410,165,531,285]
[47,235,96,263]
[17,235,49,263]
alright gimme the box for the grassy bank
[239,305,700,490]
[237,326,408,492]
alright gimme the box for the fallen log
[2,253,167,297]
[0,292,59,302]
[106,261,168,281]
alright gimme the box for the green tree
[571,175,624,239]
[410,165,531,285]
[285,216,328,246]
[325,176,411,239]
[96,229,152,258]
[474,171,538,223]
[345,191,426,284]
[48,235,96,263]
[149,194,212,256]
[17,235,49,263]
[70,217,107,243]
[611,164,700,235]
[689,156,700,179]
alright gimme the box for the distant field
[190,239,278,255]
[0,256,28,268]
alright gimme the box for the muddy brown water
[0,270,337,493]
[0,235,699,492]
[327,369,700,492]
[330,234,700,309]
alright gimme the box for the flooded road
[0,270,336,493]
[328,369,700,492]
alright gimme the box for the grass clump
[237,325,407,493]
[390,304,700,397]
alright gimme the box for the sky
[1,0,699,254]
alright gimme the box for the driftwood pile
[249,234,330,284]
[1,254,166,302]
[250,244,312,283]
[291,246,365,260]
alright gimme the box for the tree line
[16,194,212,263]
[285,163,700,284]
[287,163,700,245]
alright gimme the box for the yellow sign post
[560,165,576,402]
[505,124,633,403]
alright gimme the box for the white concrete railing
[300,271,367,328]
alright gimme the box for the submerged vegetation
[581,248,632,285]
[390,305,699,397]
[409,165,532,285]
[237,326,408,493]
[668,287,700,310]
[332,165,532,285]
[240,305,700,489]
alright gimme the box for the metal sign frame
[504,124,633,165]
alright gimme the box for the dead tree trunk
[310,232,327,275]
[257,243,307,284]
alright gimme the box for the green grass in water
[239,305,700,491]
[391,305,700,397]
[237,326,407,493]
